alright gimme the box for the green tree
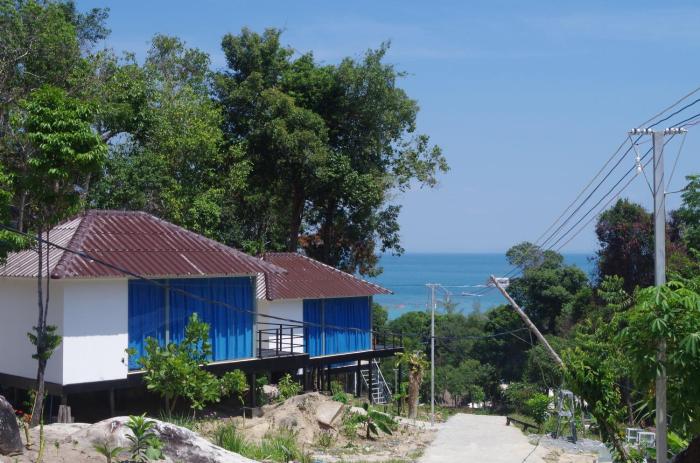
[507,244,590,334]
[676,175,700,252]
[89,36,250,243]
[136,313,249,415]
[9,85,106,425]
[595,199,654,293]
[372,303,388,334]
[215,28,447,275]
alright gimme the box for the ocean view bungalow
[0,210,400,418]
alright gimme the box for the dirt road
[419,414,545,463]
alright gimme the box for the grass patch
[214,423,311,463]
[157,411,199,431]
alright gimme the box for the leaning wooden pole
[489,275,564,368]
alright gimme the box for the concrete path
[419,414,544,463]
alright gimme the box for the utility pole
[628,127,685,463]
[490,276,563,367]
[427,283,437,427]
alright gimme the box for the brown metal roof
[261,252,391,300]
[0,210,283,279]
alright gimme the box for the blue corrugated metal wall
[303,296,371,356]
[128,277,254,370]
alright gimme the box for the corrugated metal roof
[0,210,283,279]
[262,252,392,300]
[0,217,83,278]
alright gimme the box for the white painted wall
[0,279,64,384]
[61,279,128,384]
[257,299,304,353]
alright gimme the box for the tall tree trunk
[320,199,336,263]
[286,183,304,252]
[407,371,421,419]
[30,226,46,427]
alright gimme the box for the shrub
[277,373,302,402]
[132,314,248,414]
[330,381,348,404]
[524,393,551,427]
[503,382,539,414]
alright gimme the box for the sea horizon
[367,252,596,319]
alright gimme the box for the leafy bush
[125,414,164,462]
[524,393,551,427]
[221,369,249,405]
[331,380,348,404]
[277,373,302,402]
[503,382,539,414]
[351,403,398,439]
[132,314,248,413]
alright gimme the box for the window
[128,277,254,370]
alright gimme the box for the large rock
[72,417,256,463]
[316,401,343,427]
[0,395,22,456]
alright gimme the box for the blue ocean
[368,253,595,319]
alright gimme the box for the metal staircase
[360,360,393,405]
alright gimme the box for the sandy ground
[419,414,600,463]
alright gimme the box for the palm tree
[395,350,428,419]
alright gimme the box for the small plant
[330,381,348,404]
[341,410,362,440]
[355,403,397,439]
[36,419,45,463]
[53,440,60,457]
[125,414,164,462]
[315,430,334,449]
[277,373,302,402]
[93,440,125,463]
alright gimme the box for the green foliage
[214,28,447,274]
[395,350,428,419]
[524,393,550,426]
[331,380,349,404]
[136,313,248,413]
[502,382,540,415]
[507,243,591,334]
[617,278,700,436]
[435,359,492,407]
[372,303,389,334]
[595,199,654,293]
[315,430,334,449]
[214,424,310,463]
[125,415,164,462]
[13,84,107,226]
[677,175,700,252]
[277,373,302,402]
[221,369,250,405]
[354,403,398,439]
[93,440,124,463]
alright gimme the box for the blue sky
[77,0,700,253]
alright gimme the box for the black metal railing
[256,324,404,359]
[257,323,305,358]
[373,330,403,351]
